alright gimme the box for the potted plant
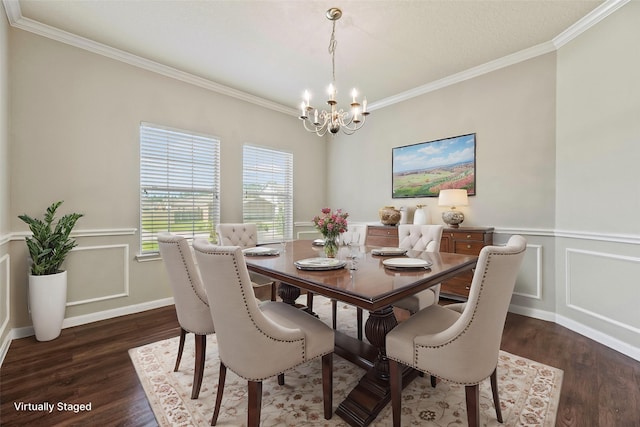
[18,201,83,341]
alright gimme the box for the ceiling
[7,0,608,113]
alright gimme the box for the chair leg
[465,384,480,427]
[247,380,263,427]
[356,308,363,341]
[389,359,402,427]
[322,353,333,420]
[278,373,285,385]
[490,368,503,423]
[306,292,314,312]
[211,363,227,426]
[174,328,187,372]
[331,300,338,329]
[191,334,206,399]
[430,375,437,387]
[270,281,277,301]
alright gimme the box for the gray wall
[3,27,327,341]
[554,1,640,354]
[327,3,639,359]
[0,3,10,351]
[1,3,638,362]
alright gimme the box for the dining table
[244,239,478,427]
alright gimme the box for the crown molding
[370,41,556,111]
[553,0,630,49]
[2,0,298,116]
[3,0,628,115]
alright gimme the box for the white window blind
[140,123,220,254]
[243,145,293,243]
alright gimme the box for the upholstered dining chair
[157,232,215,400]
[216,223,277,301]
[393,224,445,314]
[386,235,527,427]
[193,240,334,427]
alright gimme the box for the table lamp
[438,189,468,228]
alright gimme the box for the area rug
[129,296,563,426]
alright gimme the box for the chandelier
[299,7,369,136]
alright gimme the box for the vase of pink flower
[312,208,349,258]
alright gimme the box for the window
[139,123,220,254]
[243,145,293,243]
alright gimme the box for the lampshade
[438,189,469,208]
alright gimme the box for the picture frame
[392,133,476,198]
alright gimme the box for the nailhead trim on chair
[164,240,213,336]
[197,245,330,381]
[388,247,526,386]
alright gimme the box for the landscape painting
[392,133,476,198]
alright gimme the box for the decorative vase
[28,270,67,341]
[323,235,339,258]
[378,206,401,226]
[413,205,430,225]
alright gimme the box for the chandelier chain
[329,20,337,84]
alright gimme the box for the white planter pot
[28,271,67,341]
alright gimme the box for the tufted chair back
[157,232,214,334]
[398,224,444,252]
[216,223,259,247]
[339,224,368,245]
[394,224,444,311]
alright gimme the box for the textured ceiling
[12,0,605,111]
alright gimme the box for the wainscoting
[1,225,638,367]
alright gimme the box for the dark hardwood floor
[1,299,639,426]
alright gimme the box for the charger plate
[382,258,432,270]
[295,257,346,271]
[371,247,408,256]
[242,247,280,256]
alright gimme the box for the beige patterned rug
[129,296,563,426]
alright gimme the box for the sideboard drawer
[453,240,485,255]
[366,225,399,247]
[446,231,485,241]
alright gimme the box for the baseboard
[6,297,175,342]
[556,314,640,362]
[509,303,640,362]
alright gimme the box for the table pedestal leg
[277,282,300,306]
[335,305,417,427]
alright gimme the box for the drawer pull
[466,234,472,239]
[465,286,470,290]
[467,244,471,249]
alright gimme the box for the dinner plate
[242,247,280,256]
[382,258,432,269]
[295,257,346,271]
[312,239,325,246]
[371,247,408,256]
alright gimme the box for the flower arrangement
[312,208,348,257]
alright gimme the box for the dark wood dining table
[244,239,478,427]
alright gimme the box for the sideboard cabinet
[365,225,494,301]
[439,227,494,301]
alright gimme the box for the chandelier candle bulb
[351,88,357,103]
[363,98,368,113]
